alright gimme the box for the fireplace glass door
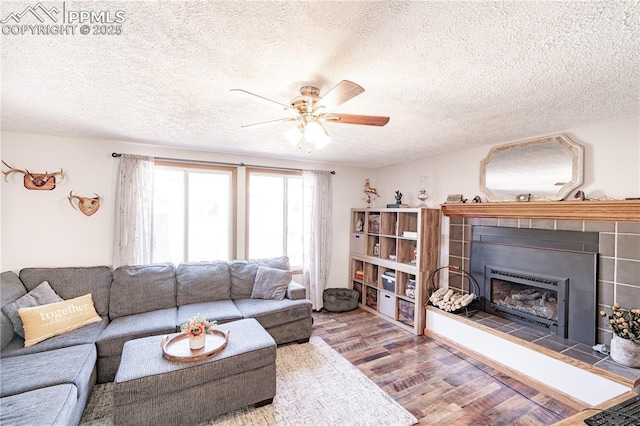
[486,268,567,336]
[492,279,558,321]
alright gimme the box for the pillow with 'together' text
[18,293,102,347]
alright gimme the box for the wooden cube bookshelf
[348,207,441,335]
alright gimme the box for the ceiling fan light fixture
[304,120,331,150]
[234,80,388,153]
[283,125,303,147]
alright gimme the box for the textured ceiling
[1,1,639,167]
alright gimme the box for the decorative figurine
[363,178,379,207]
[387,190,408,208]
[363,178,379,196]
[355,218,364,232]
[395,191,403,204]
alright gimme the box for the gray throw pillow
[1,281,63,337]
[250,266,292,300]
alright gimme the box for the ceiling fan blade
[313,80,364,112]
[240,117,298,128]
[325,113,390,126]
[230,89,297,112]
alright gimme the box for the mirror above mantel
[480,134,584,202]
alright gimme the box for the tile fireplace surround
[442,200,640,346]
[425,200,640,405]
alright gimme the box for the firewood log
[450,293,463,302]
[460,293,475,307]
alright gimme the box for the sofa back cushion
[19,266,112,317]
[0,272,27,350]
[176,262,231,306]
[229,256,290,300]
[110,264,177,320]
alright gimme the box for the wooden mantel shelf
[441,200,640,222]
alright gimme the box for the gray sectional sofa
[0,257,312,425]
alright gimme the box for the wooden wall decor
[68,191,101,216]
[1,160,65,190]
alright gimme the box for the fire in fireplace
[470,226,599,346]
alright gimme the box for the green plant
[600,303,640,343]
[180,314,216,339]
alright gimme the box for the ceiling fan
[230,80,389,151]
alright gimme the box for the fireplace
[486,268,567,337]
[470,226,599,345]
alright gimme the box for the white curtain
[113,154,155,267]
[302,170,332,310]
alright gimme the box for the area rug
[80,336,417,426]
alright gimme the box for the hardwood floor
[312,308,579,425]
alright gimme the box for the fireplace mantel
[441,200,640,222]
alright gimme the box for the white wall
[3,116,637,289]
[0,132,372,293]
[372,116,639,276]
[373,116,639,209]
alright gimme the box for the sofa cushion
[0,384,77,426]
[229,256,290,300]
[251,266,291,300]
[176,262,231,305]
[110,264,176,320]
[1,317,108,358]
[176,300,242,327]
[233,298,312,329]
[286,280,307,300]
[19,266,112,317]
[20,293,102,348]
[2,281,63,339]
[0,343,96,399]
[97,307,177,357]
[0,272,27,350]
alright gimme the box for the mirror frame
[480,134,584,202]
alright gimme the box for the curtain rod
[111,153,335,174]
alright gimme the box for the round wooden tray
[160,329,229,363]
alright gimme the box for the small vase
[610,334,640,368]
[189,334,206,350]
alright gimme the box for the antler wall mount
[68,191,101,216]
[1,160,65,190]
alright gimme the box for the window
[152,163,235,264]
[247,169,303,268]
